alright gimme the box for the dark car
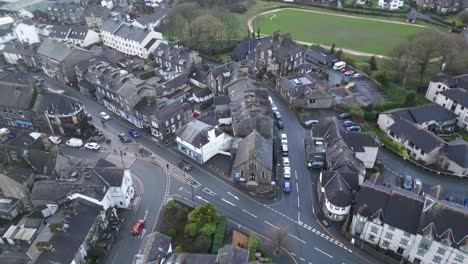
[177,160,192,171]
[338,113,351,119]
[86,113,92,121]
[403,175,413,190]
[283,181,291,193]
[343,120,356,127]
[118,133,131,142]
[277,120,284,129]
[128,129,140,138]
[346,125,361,132]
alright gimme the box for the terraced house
[153,43,202,75]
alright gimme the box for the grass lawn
[445,15,462,26]
[252,9,427,55]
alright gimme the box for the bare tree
[271,226,288,255]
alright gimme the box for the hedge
[140,69,155,80]
[211,216,226,254]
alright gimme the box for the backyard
[252,8,428,55]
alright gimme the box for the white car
[100,112,110,120]
[268,96,273,103]
[84,142,101,150]
[283,166,291,179]
[282,157,290,167]
[65,138,83,148]
[48,136,61,145]
[353,73,363,79]
[344,70,354,76]
[281,133,288,145]
[272,104,278,111]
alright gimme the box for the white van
[282,144,288,154]
[305,120,319,127]
[333,61,346,70]
[65,138,83,148]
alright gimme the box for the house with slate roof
[439,139,468,176]
[83,4,111,29]
[377,103,458,133]
[101,17,163,59]
[231,130,274,196]
[231,37,260,62]
[207,61,239,96]
[2,42,39,68]
[37,38,93,84]
[48,25,99,47]
[176,114,232,163]
[305,47,338,66]
[47,2,85,25]
[319,171,356,221]
[132,7,168,30]
[276,73,334,110]
[153,43,202,75]
[0,84,36,129]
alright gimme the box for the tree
[387,41,417,89]
[187,203,218,226]
[369,56,378,71]
[184,222,200,238]
[193,233,212,252]
[330,42,336,54]
[404,93,416,106]
[458,11,468,24]
[336,49,343,60]
[248,233,263,261]
[257,27,260,39]
[271,226,288,255]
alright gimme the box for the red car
[131,219,145,235]
[339,68,348,73]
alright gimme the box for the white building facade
[13,22,40,44]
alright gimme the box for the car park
[403,175,413,190]
[338,112,351,119]
[48,136,61,145]
[277,120,284,129]
[346,125,361,132]
[344,70,354,76]
[118,133,131,142]
[352,73,363,79]
[414,178,422,189]
[177,160,192,171]
[131,219,145,235]
[281,133,288,144]
[128,129,140,138]
[283,181,291,193]
[65,138,83,148]
[283,167,291,179]
[274,111,281,120]
[343,120,356,127]
[282,157,290,167]
[84,142,101,150]
[100,112,110,120]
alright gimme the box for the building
[387,119,445,165]
[0,17,16,43]
[176,116,232,164]
[276,73,334,110]
[101,18,163,59]
[231,130,274,196]
[305,47,338,65]
[0,84,36,129]
[232,37,260,62]
[153,43,201,75]
[189,68,209,89]
[0,167,35,210]
[378,0,404,9]
[83,4,111,29]
[30,167,134,209]
[213,96,231,120]
[132,7,168,29]
[416,0,464,13]
[318,171,356,221]
[230,80,274,139]
[249,31,305,79]
[46,2,85,24]
[0,196,23,220]
[37,38,94,84]
[207,62,239,96]
[136,232,172,264]
[439,139,468,176]
[49,25,100,47]
[13,19,40,44]
[2,42,39,68]
[192,88,213,103]
[342,132,379,169]
[377,103,458,133]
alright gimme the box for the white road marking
[314,247,333,258]
[348,249,353,253]
[312,228,316,232]
[298,212,301,224]
[221,198,236,207]
[143,209,148,220]
[242,209,258,218]
[289,234,306,244]
[300,257,306,261]
[227,191,239,200]
[295,170,298,180]
[195,195,208,203]
[297,196,300,208]
[296,182,299,192]
[202,188,216,196]
[264,221,280,230]
[291,252,296,256]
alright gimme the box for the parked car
[274,111,281,120]
[346,125,361,132]
[177,160,192,171]
[338,112,352,119]
[100,112,110,120]
[268,96,273,103]
[283,181,291,193]
[284,166,291,179]
[282,157,290,167]
[403,175,413,190]
[281,133,288,145]
[131,219,145,235]
[414,178,422,189]
[344,70,354,76]
[308,156,325,169]
[281,144,288,154]
[352,73,363,79]
[272,104,278,111]
[277,120,284,129]
[86,113,92,121]
[118,133,131,142]
[65,138,83,148]
[339,68,348,73]
[343,120,356,127]
[304,120,319,127]
[128,129,140,138]
[84,142,101,150]
[48,136,61,145]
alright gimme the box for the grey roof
[213,95,231,105]
[68,26,90,40]
[102,19,152,43]
[233,130,273,170]
[190,68,208,84]
[384,189,424,234]
[210,62,239,87]
[153,42,192,68]
[48,25,70,39]
[383,103,458,125]
[444,73,468,90]
[255,32,303,59]
[0,85,35,109]
[164,253,216,264]
[439,88,468,108]
[1,42,38,56]
[279,73,330,99]
[342,132,378,152]
[194,87,212,98]
[230,84,273,127]
[155,74,189,98]
[37,38,92,62]
[78,79,94,91]
[232,37,260,61]
[216,245,248,264]
[94,158,117,168]
[353,181,392,218]
[83,4,111,18]
[305,47,338,64]
[445,139,468,168]
[177,119,222,148]
[197,112,218,126]
[146,101,187,120]
[36,200,101,264]
[140,232,172,263]
[321,171,353,207]
[135,8,167,26]
[0,252,31,264]
[388,119,444,153]
[33,92,82,115]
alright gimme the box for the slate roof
[388,119,444,153]
[155,74,189,98]
[305,47,338,64]
[383,103,458,125]
[439,88,468,108]
[384,189,424,234]
[216,245,248,264]
[177,119,224,148]
[140,232,172,263]
[0,85,35,109]
[194,87,212,98]
[153,42,192,68]
[94,158,117,168]
[232,130,272,170]
[48,25,70,39]
[213,95,231,106]
[353,181,392,218]
[102,19,152,42]
[135,7,167,27]
[190,68,208,84]
[279,73,331,99]
[232,37,260,61]
[33,92,82,115]
[197,112,218,126]
[255,31,303,59]
[445,139,468,168]
[1,42,38,56]
[83,4,111,18]
[164,253,216,264]
[210,62,239,88]
[444,73,468,90]
[37,38,92,62]
[68,26,90,40]
[321,171,353,207]
[342,132,378,153]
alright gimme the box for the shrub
[200,223,216,236]
[185,223,200,238]
[382,137,410,159]
[193,233,212,253]
[372,71,388,85]
[248,233,263,261]
[364,110,378,121]
[187,203,218,226]
[175,245,183,253]
[166,227,176,239]
[140,69,155,80]
[211,216,226,254]
[404,92,416,106]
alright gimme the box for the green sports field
[252,9,427,55]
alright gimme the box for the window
[368,235,376,242]
[309,99,316,103]
[382,241,390,247]
[397,247,404,255]
[403,232,411,237]
[454,254,465,262]
[165,120,169,127]
[400,239,409,246]
[385,232,393,239]
[432,256,442,263]
[261,172,265,179]
[370,226,379,234]
[249,163,257,171]
[436,247,446,255]
[416,249,425,257]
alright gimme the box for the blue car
[343,120,356,127]
[128,129,140,138]
[464,197,468,207]
[283,181,291,193]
